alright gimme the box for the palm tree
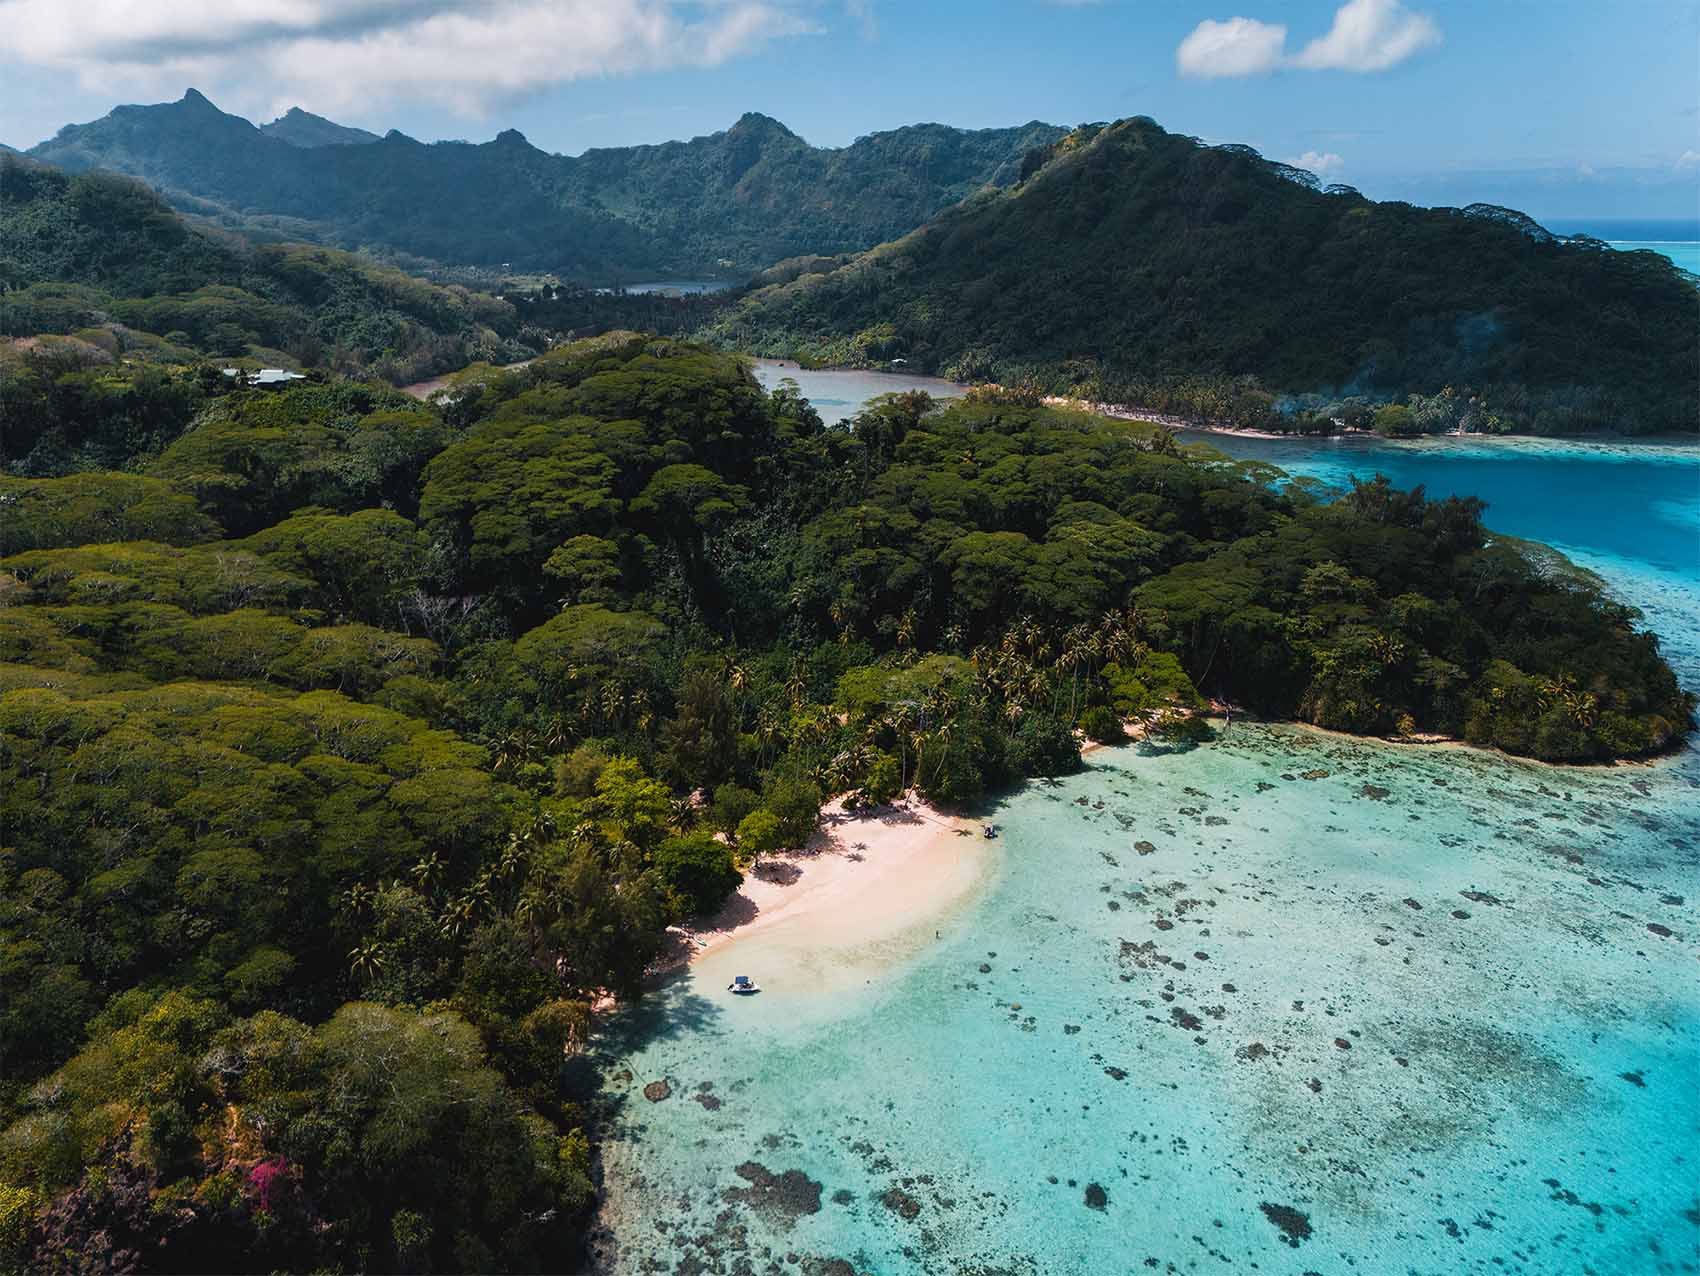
[1024,667,1049,713]
[721,655,751,694]
[409,852,446,895]
[1058,622,1092,720]
[838,742,875,792]
[598,682,625,725]
[492,726,539,775]
[891,701,920,790]
[541,714,573,753]
[929,710,959,785]
[896,610,917,652]
[755,704,785,766]
[438,896,477,940]
[348,941,385,982]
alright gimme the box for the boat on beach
[727,975,761,995]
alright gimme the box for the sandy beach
[657,794,984,990]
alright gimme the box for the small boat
[727,975,761,995]
[982,824,1000,839]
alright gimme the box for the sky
[1,0,1695,219]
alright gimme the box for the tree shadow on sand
[752,859,802,886]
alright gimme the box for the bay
[588,420,1700,1275]
[750,358,964,425]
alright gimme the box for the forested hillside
[0,335,1688,1272]
[0,155,540,469]
[705,118,1700,436]
[28,91,1063,276]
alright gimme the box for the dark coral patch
[725,1162,823,1226]
[1259,1202,1313,1246]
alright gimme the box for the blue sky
[2,0,1695,217]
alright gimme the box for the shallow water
[1605,241,1700,273]
[1175,431,1700,679]
[750,359,965,425]
[588,434,1700,1275]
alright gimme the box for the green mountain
[259,106,381,148]
[29,91,1063,277]
[706,118,1699,436]
[0,152,536,469]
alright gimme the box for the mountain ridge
[703,117,1698,435]
[260,106,381,148]
[29,91,1064,277]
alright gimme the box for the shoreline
[1043,394,1700,449]
[652,793,975,978]
[726,357,1697,449]
[620,703,1680,1003]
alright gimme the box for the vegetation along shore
[1,65,1695,1270]
[0,323,1689,1268]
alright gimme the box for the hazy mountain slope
[260,107,381,148]
[705,118,1698,435]
[0,153,530,383]
[29,92,1063,276]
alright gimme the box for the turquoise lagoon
[1609,242,1700,274]
[586,411,1700,1273]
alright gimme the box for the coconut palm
[348,941,385,981]
[896,609,917,653]
[492,725,539,774]
[785,659,807,709]
[755,704,785,766]
[409,853,446,895]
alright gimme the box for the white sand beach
[659,795,986,995]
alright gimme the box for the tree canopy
[0,333,1689,1273]
[703,119,1699,436]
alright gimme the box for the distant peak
[730,112,796,138]
[493,128,529,146]
[260,105,382,147]
[181,88,213,107]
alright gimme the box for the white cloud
[1290,0,1440,72]
[0,0,819,118]
[1287,149,1344,176]
[1178,0,1438,79]
[1176,16,1287,78]
[1676,149,1700,170]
